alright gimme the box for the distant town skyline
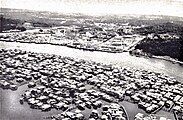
[1,0,183,17]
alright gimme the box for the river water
[1,41,182,120]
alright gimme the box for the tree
[39,29,43,32]
[17,26,26,32]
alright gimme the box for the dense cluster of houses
[135,113,172,120]
[147,33,179,40]
[1,48,183,119]
[0,21,144,53]
[50,103,127,120]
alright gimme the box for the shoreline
[130,50,183,66]
[152,55,183,66]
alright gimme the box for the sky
[1,0,183,17]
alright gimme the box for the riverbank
[130,50,183,66]
[152,55,183,66]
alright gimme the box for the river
[1,41,182,120]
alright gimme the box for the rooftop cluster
[0,22,144,53]
[135,113,172,120]
[50,103,127,120]
[1,49,183,119]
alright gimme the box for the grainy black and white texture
[0,0,183,120]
